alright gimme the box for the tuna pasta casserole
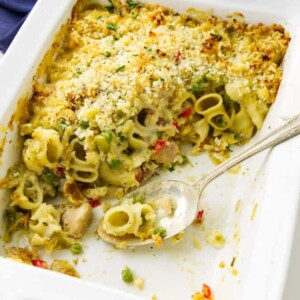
[0,0,290,252]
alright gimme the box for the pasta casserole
[0,0,290,251]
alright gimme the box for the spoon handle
[194,113,300,194]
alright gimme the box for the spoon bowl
[97,180,199,246]
[98,114,300,247]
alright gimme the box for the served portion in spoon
[98,114,300,247]
[97,180,195,247]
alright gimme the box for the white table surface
[0,46,299,299]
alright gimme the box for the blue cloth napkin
[0,0,37,52]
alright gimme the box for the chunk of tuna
[62,203,92,238]
[151,142,179,164]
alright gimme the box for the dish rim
[0,1,300,299]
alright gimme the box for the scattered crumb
[192,292,206,300]
[193,239,202,250]
[233,230,240,241]
[209,150,230,165]
[134,276,144,290]
[50,259,80,278]
[115,241,127,249]
[73,258,79,265]
[152,235,163,248]
[172,231,185,244]
[151,295,157,300]
[82,258,87,263]
[219,261,226,268]
[251,203,258,221]
[228,164,241,174]
[206,230,226,249]
[102,201,111,213]
[5,247,37,264]
[231,268,238,276]
[235,199,241,213]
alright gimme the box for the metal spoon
[98,114,300,246]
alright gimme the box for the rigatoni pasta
[0,0,290,251]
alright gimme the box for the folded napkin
[0,0,37,52]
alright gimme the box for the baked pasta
[0,0,290,251]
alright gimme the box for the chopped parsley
[107,22,117,31]
[75,67,82,74]
[77,136,85,142]
[234,133,243,145]
[169,166,175,172]
[109,159,121,170]
[42,170,56,184]
[115,65,125,72]
[119,135,126,142]
[191,78,206,97]
[105,51,112,58]
[102,131,113,143]
[128,0,142,10]
[4,207,16,226]
[105,0,115,13]
[58,118,69,133]
[214,115,227,128]
[223,93,232,104]
[122,266,133,283]
[156,132,163,139]
[79,120,89,129]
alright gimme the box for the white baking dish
[0,0,300,299]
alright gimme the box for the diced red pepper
[135,169,143,182]
[178,106,192,119]
[55,167,65,177]
[32,259,48,269]
[195,210,204,224]
[89,199,101,208]
[176,50,183,64]
[202,283,212,298]
[153,140,167,153]
[171,120,179,129]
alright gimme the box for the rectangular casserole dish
[0,0,300,299]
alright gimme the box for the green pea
[133,194,144,203]
[71,243,83,254]
[122,266,133,283]
[154,226,167,239]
